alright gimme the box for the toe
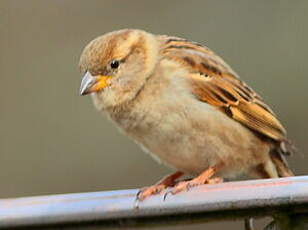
[171,181,190,194]
[207,177,223,184]
[137,184,166,201]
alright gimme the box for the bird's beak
[79,71,112,96]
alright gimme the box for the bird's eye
[110,60,120,69]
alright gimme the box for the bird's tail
[270,140,295,177]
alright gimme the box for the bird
[79,29,294,201]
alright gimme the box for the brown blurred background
[0,0,307,229]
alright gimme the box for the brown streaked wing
[159,35,287,142]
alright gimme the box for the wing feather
[158,35,287,142]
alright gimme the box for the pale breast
[107,61,271,178]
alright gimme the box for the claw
[163,190,172,201]
[135,171,184,202]
[134,197,140,209]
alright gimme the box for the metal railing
[0,176,307,229]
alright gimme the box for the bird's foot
[136,171,184,201]
[170,176,223,194]
[137,184,167,201]
[170,167,223,195]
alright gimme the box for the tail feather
[270,148,294,177]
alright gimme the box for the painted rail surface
[0,176,307,229]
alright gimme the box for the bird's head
[79,29,159,110]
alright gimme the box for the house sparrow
[79,29,294,201]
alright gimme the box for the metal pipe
[0,176,308,229]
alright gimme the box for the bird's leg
[137,171,184,201]
[171,165,223,194]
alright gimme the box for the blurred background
[0,0,307,229]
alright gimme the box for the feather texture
[158,36,288,144]
[80,29,295,180]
